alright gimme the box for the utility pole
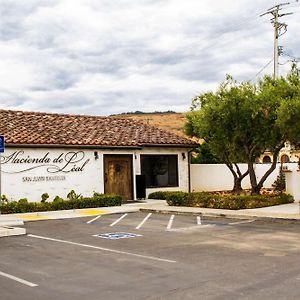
[260,2,293,78]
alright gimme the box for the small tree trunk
[248,161,259,195]
[225,162,249,194]
[249,142,284,195]
[233,176,243,194]
[254,143,284,194]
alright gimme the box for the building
[0,109,197,202]
[259,141,300,164]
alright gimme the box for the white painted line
[86,215,102,224]
[169,224,215,232]
[228,220,255,225]
[136,213,152,229]
[28,234,176,264]
[197,216,202,225]
[166,215,175,231]
[0,271,38,288]
[110,213,128,227]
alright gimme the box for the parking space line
[169,224,215,232]
[27,234,176,264]
[197,216,202,225]
[228,220,255,225]
[166,215,175,231]
[136,213,152,229]
[110,213,128,227]
[87,215,102,224]
[0,271,38,288]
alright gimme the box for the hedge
[148,191,294,210]
[0,193,122,214]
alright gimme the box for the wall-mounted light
[182,152,186,160]
[94,151,99,160]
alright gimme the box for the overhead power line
[260,2,294,78]
[251,58,274,81]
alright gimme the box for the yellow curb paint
[77,210,108,216]
[17,215,49,221]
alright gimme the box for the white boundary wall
[1,147,189,201]
[190,163,298,192]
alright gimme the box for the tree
[191,142,221,164]
[185,65,300,194]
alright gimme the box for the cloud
[0,0,299,115]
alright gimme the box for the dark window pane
[141,155,178,188]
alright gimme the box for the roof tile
[0,109,197,148]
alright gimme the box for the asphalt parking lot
[1,212,300,300]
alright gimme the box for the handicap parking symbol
[93,232,142,239]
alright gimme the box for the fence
[190,163,298,192]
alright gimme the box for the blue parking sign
[0,135,5,153]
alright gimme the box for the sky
[0,0,300,116]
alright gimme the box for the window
[280,154,290,163]
[141,155,178,188]
[262,155,271,163]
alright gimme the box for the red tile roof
[0,109,198,148]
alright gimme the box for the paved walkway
[1,200,299,237]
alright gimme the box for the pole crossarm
[260,2,294,78]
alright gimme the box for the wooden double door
[104,155,133,201]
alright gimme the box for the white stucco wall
[0,147,189,201]
[190,163,296,192]
[283,164,300,202]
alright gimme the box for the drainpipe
[188,149,194,193]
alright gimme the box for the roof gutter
[141,143,198,149]
[5,143,198,149]
[5,144,142,150]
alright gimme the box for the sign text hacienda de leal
[0,151,90,175]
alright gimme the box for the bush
[0,193,122,214]
[67,190,82,201]
[41,193,49,203]
[53,196,64,203]
[18,198,28,204]
[1,195,8,204]
[154,191,294,210]
[148,191,182,200]
[272,167,286,193]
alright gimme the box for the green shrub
[156,191,294,210]
[1,195,8,204]
[41,193,49,203]
[165,192,189,206]
[18,198,28,204]
[0,193,122,214]
[53,196,64,203]
[67,190,82,201]
[272,167,286,193]
[148,191,181,200]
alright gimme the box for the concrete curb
[0,226,26,237]
[0,206,141,223]
[140,208,300,223]
[0,220,24,226]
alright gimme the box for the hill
[114,112,188,137]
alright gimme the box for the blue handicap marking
[93,232,143,239]
[0,135,4,153]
